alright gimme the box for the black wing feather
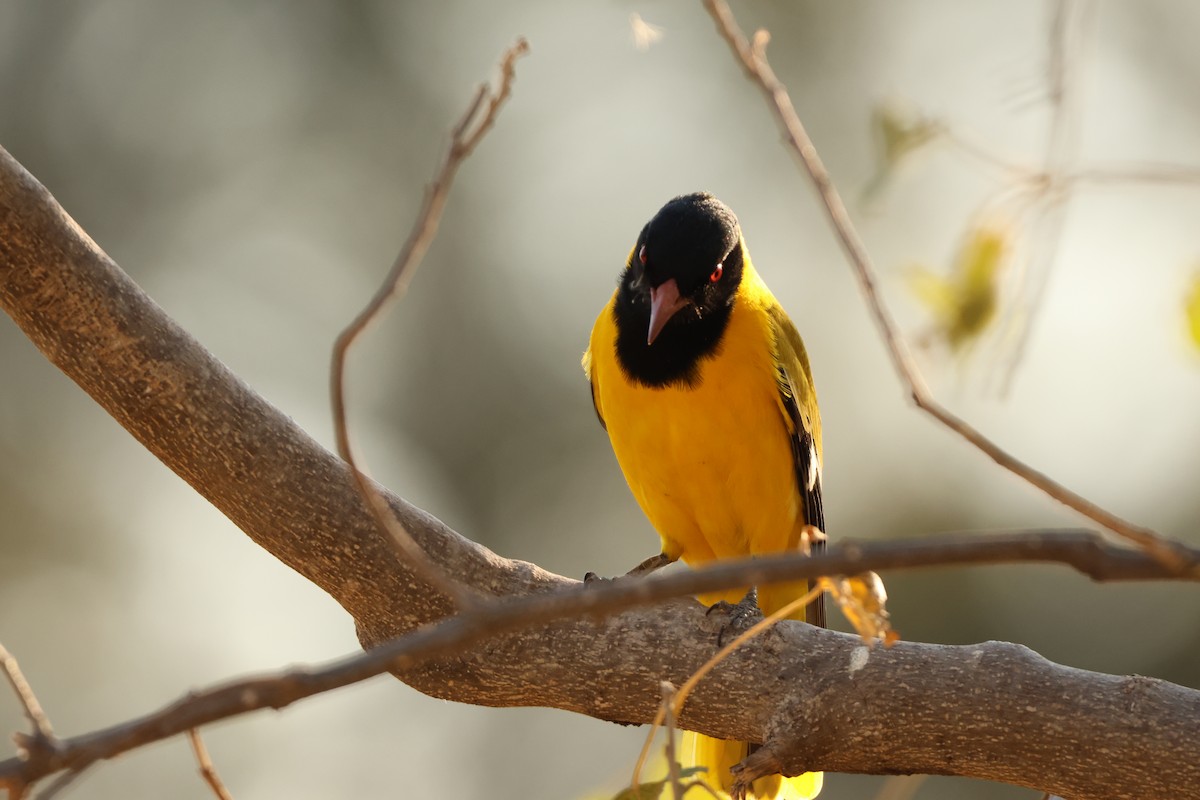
[778,370,827,629]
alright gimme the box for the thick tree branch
[0,142,505,639]
[0,533,1197,797]
[2,87,1198,800]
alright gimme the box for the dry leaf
[827,572,899,647]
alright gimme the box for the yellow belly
[590,292,808,612]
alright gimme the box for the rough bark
[2,145,1198,800]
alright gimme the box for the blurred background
[2,1,1199,798]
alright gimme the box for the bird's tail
[680,733,822,799]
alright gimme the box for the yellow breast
[587,270,805,605]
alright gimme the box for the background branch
[0,643,54,800]
[997,0,1093,393]
[701,0,1190,568]
[186,730,234,800]
[329,38,529,607]
[0,644,52,743]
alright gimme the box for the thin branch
[0,644,53,742]
[660,682,683,800]
[942,129,1036,179]
[997,0,1093,395]
[1044,0,1089,175]
[0,529,1194,790]
[631,688,670,794]
[996,190,1071,398]
[700,0,1192,570]
[1071,164,1200,187]
[187,729,234,800]
[0,643,58,798]
[329,38,530,607]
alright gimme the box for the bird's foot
[707,586,765,647]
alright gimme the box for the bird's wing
[767,303,827,628]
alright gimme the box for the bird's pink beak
[647,278,690,345]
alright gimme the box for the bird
[583,192,826,800]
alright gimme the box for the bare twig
[631,692,671,795]
[942,129,1036,179]
[997,0,1094,395]
[1071,164,1200,187]
[0,643,58,798]
[701,0,1191,569]
[660,682,684,800]
[187,729,234,800]
[1044,0,1089,173]
[329,38,530,606]
[1,528,1193,791]
[0,644,53,742]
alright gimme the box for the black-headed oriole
[583,193,825,800]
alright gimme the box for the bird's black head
[613,192,745,387]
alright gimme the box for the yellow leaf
[873,100,941,169]
[1186,271,1200,352]
[907,265,957,318]
[907,222,1010,350]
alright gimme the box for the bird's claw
[708,587,765,647]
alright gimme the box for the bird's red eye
[639,245,648,265]
[709,263,723,283]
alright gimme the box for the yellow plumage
[586,258,819,612]
[585,211,824,800]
